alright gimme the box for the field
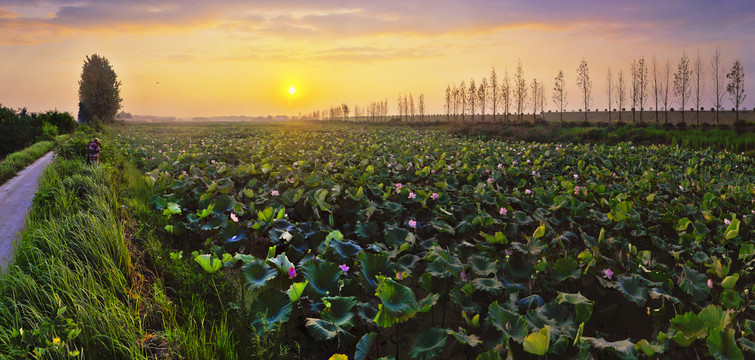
[113,122,755,359]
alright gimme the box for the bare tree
[419,93,425,122]
[409,93,415,122]
[674,52,692,123]
[459,80,466,122]
[452,86,460,121]
[489,66,499,121]
[606,67,614,123]
[530,78,540,122]
[692,50,705,125]
[514,60,527,123]
[502,68,511,122]
[540,81,546,115]
[662,58,671,123]
[630,60,638,122]
[478,77,488,121]
[403,94,408,122]
[616,69,626,121]
[576,58,592,122]
[727,59,747,122]
[397,93,404,121]
[553,70,567,122]
[636,56,648,122]
[651,57,660,124]
[445,85,451,121]
[468,79,477,121]
[710,48,726,124]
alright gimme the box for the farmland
[114,121,755,359]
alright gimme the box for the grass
[0,135,67,186]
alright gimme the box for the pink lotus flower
[497,163,503,169]
[679,185,684,191]
[395,183,402,190]
[408,192,416,199]
[293,161,299,167]
[574,186,580,194]
[531,171,537,176]
[602,268,614,280]
[396,271,405,280]
[504,249,513,256]
[211,160,215,164]
[499,207,508,216]
[271,190,279,196]
[339,264,349,276]
[724,218,731,225]
[707,279,713,288]
[460,270,467,281]
[408,220,417,228]
[288,266,297,279]
[574,174,579,180]
[487,177,493,182]
[525,189,532,195]
[230,213,238,222]
[431,193,439,200]
[513,160,518,165]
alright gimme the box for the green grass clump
[0,135,68,186]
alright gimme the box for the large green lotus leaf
[384,225,415,248]
[446,327,481,347]
[250,290,292,335]
[634,339,665,356]
[424,247,463,278]
[469,254,497,276]
[322,296,357,329]
[472,277,504,296]
[552,257,581,282]
[487,301,528,343]
[305,318,338,341]
[582,337,635,356]
[163,202,181,216]
[699,305,734,330]
[243,258,278,291]
[616,274,648,307]
[720,273,739,289]
[679,265,710,302]
[301,259,342,299]
[328,239,364,261]
[287,280,308,302]
[373,276,419,327]
[450,288,482,314]
[354,332,377,360]
[356,251,394,288]
[719,289,744,309]
[214,194,234,212]
[418,293,440,313]
[512,211,533,225]
[194,254,222,273]
[522,325,550,356]
[706,327,744,360]
[395,254,420,273]
[669,312,707,347]
[556,292,594,324]
[724,218,740,240]
[267,253,294,274]
[408,327,448,360]
[218,221,247,244]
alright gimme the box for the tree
[692,50,705,125]
[727,59,746,121]
[636,56,648,122]
[78,54,122,123]
[662,58,671,123]
[501,68,511,122]
[452,86,460,121]
[468,79,477,122]
[403,94,408,122]
[530,78,540,122]
[397,93,404,121]
[606,67,613,123]
[478,77,488,121]
[459,80,466,121]
[616,69,626,121]
[489,66,499,121]
[553,70,567,122]
[651,57,660,124]
[576,58,592,122]
[539,81,546,115]
[419,93,425,122]
[674,52,692,123]
[445,85,452,121]
[409,93,415,122]
[710,48,726,124]
[630,60,638,122]
[514,60,527,123]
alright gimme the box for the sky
[1,0,754,118]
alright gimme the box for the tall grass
[0,135,67,186]
[0,133,146,359]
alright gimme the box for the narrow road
[0,151,55,270]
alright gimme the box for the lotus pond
[114,122,755,359]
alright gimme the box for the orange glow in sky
[0,1,753,118]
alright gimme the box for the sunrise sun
[288,86,296,95]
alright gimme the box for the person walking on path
[87,137,101,164]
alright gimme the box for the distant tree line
[0,105,77,158]
[303,49,746,125]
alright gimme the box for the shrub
[676,121,687,129]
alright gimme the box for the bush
[676,121,687,129]
[39,122,59,141]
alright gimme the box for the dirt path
[0,151,55,270]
